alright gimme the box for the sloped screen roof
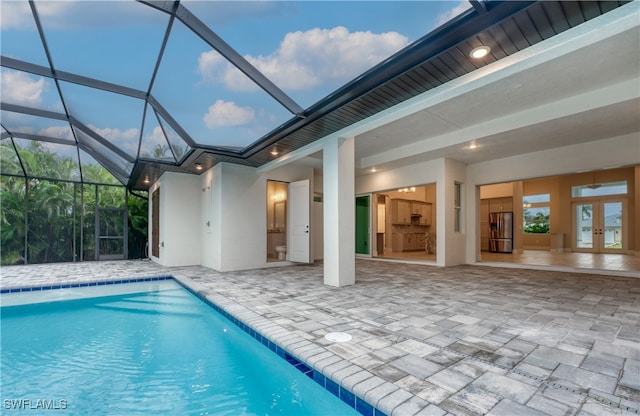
[1,1,629,189]
[2,0,471,186]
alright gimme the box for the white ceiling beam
[341,3,639,143]
[360,79,640,169]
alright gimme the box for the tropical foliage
[1,140,147,265]
[523,211,550,234]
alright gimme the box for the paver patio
[2,259,639,415]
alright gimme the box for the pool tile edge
[172,273,398,416]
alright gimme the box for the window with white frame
[454,182,462,232]
[523,193,550,234]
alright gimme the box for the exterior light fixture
[195,163,203,171]
[468,143,478,149]
[370,167,377,173]
[143,177,150,184]
[270,148,279,156]
[470,45,491,59]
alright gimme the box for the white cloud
[181,1,290,26]
[198,26,408,91]
[203,100,255,128]
[89,125,140,155]
[1,1,165,31]
[38,125,74,141]
[0,1,34,30]
[91,126,139,142]
[434,1,472,27]
[1,70,48,106]
[146,126,167,147]
[40,141,77,158]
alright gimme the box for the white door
[288,179,310,263]
[573,199,625,253]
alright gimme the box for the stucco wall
[149,172,201,267]
[198,162,315,272]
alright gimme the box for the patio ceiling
[0,0,633,190]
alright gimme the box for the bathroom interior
[266,180,288,262]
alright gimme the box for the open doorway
[372,183,436,262]
[266,180,288,262]
[478,167,638,272]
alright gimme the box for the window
[523,193,550,234]
[571,181,627,197]
[454,182,462,232]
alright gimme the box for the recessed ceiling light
[468,143,478,149]
[470,45,491,59]
[195,163,203,171]
[270,148,279,156]
[370,167,377,173]
[143,177,150,184]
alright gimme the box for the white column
[439,158,467,266]
[323,136,355,287]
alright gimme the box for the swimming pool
[1,279,360,415]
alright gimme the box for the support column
[323,136,355,287]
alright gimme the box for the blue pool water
[1,280,359,415]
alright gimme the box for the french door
[573,199,625,253]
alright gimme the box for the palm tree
[0,176,27,264]
[1,141,148,264]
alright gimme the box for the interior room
[478,167,638,271]
[371,184,437,262]
[266,180,288,262]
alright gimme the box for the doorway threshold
[475,261,639,279]
[368,257,438,267]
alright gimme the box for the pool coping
[0,274,412,416]
[172,272,397,416]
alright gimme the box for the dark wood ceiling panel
[391,79,421,98]
[404,68,437,91]
[431,56,462,81]
[513,12,543,44]
[561,2,587,27]
[499,19,531,50]
[526,3,557,40]
[579,1,604,20]
[486,25,521,55]
[425,59,456,84]
[337,101,370,120]
[395,75,429,97]
[412,64,442,88]
[438,52,468,78]
[541,2,571,33]
[374,85,411,105]
[599,1,623,13]
[443,48,478,75]
[347,96,381,118]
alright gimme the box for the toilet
[275,245,287,260]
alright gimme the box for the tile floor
[480,251,640,273]
[374,250,640,275]
[1,259,639,415]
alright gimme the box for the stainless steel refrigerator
[489,212,513,253]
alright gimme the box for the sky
[1,1,471,168]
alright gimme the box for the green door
[355,195,370,255]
